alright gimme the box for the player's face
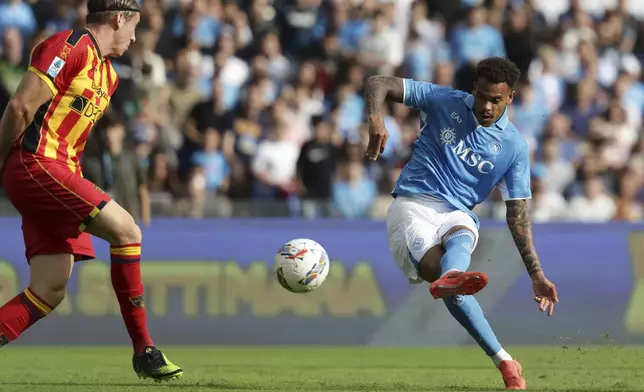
[113,12,140,56]
[472,78,515,127]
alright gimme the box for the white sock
[439,268,461,278]
[491,348,513,367]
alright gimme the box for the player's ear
[115,12,125,29]
[507,90,516,105]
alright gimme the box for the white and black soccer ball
[274,238,330,293]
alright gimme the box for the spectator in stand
[614,168,643,221]
[332,160,378,219]
[568,175,617,222]
[450,6,506,69]
[503,3,538,76]
[0,0,36,40]
[0,0,642,220]
[539,137,576,195]
[83,115,151,227]
[0,28,26,111]
[251,110,300,199]
[296,117,339,218]
[530,165,568,222]
[358,9,404,76]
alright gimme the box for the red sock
[0,287,53,346]
[111,243,153,354]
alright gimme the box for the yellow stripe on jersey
[42,95,68,159]
[28,66,58,95]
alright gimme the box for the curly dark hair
[475,57,521,88]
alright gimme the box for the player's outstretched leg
[430,228,526,390]
[88,201,183,382]
[0,254,71,346]
[429,229,488,299]
[443,295,526,389]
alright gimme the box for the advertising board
[0,218,641,346]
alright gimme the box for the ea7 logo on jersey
[452,140,495,174]
[47,56,65,79]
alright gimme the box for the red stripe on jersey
[55,110,82,162]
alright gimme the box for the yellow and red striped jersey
[19,29,118,173]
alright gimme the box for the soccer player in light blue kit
[365,58,559,390]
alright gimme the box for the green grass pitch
[0,346,642,391]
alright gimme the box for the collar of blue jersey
[464,94,509,131]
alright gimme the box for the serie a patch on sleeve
[47,56,65,79]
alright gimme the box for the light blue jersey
[393,79,532,227]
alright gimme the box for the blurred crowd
[0,0,644,222]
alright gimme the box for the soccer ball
[274,238,330,293]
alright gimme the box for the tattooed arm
[505,199,543,277]
[364,76,405,115]
[506,198,559,315]
[364,76,405,160]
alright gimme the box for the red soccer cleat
[428,271,488,299]
[498,360,527,390]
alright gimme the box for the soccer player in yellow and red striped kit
[0,0,182,382]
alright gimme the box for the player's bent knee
[30,284,66,308]
[418,245,444,283]
[443,225,475,244]
[114,222,142,246]
[103,220,141,246]
[87,200,142,245]
[442,226,476,257]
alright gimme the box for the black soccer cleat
[132,346,183,382]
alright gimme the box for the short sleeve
[28,34,86,95]
[403,79,468,111]
[498,144,532,201]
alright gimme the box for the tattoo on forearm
[506,199,543,276]
[364,76,405,115]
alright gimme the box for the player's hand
[366,114,388,161]
[531,272,558,316]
